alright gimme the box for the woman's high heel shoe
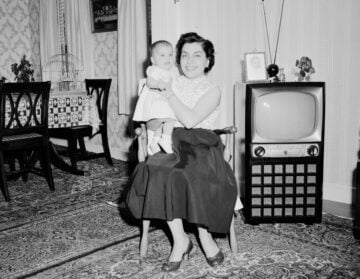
[206,250,224,267]
[162,239,193,272]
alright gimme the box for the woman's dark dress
[126,128,237,234]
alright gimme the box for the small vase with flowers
[295,56,315,81]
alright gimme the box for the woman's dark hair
[175,32,215,73]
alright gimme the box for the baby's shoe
[158,135,173,154]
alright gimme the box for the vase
[298,74,311,82]
[304,73,311,81]
[297,76,305,82]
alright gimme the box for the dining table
[48,89,100,175]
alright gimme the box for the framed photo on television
[244,52,267,82]
[90,0,117,33]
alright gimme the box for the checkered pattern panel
[48,95,91,128]
[5,93,93,129]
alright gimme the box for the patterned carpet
[1,158,360,279]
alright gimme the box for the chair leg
[0,153,10,202]
[68,137,78,170]
[101,127,113,165]
[42,145,55,191]
[7,153,24,181]
[78,137,87,159]
[8,154,16,172]
[229,215,238,253]
[140,219,150,259]
[19,152,28,182]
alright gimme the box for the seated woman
[126,32,239,272]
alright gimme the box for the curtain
[64,0,95,79]
[39,0,94,81]
[39,0,59,80]
[117,0,148,115]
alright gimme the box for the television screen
[255,91,316,140]
[247,83,324,143]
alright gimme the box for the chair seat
[3,133,43,142]
[49,124,100,138]
[71,123,103,132]
[1,133,45,151]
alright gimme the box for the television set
[246,82,325,158]
[244,82,325,224]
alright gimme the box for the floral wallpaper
[0,0,41,81]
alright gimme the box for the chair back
[85,79,111,127]
[0,82,51,140]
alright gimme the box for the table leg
[49,142,84,175]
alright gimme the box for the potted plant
[11,55,35,82]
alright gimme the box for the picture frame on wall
[244,52,268,83]
[89,0,117,33]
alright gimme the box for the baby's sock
[234,195,243,211]
[158,134,173,154]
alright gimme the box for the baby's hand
[157,80,168,91]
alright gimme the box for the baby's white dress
[133,65,179,122]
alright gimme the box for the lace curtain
[39,0,59,72]
[64,0,94,79]
[39,0,94,81]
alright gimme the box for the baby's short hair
[150,40,173,56]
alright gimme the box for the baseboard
[323,199,353,219]
[323,182,353,204]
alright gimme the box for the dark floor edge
[0,201,104,233]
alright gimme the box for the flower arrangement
[11,55,35,82]
[295,56,315,81]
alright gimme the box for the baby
[133,40,179,155]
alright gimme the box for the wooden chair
[134,124,239,259]
[0,81,55,201]
[48,79,113,171]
